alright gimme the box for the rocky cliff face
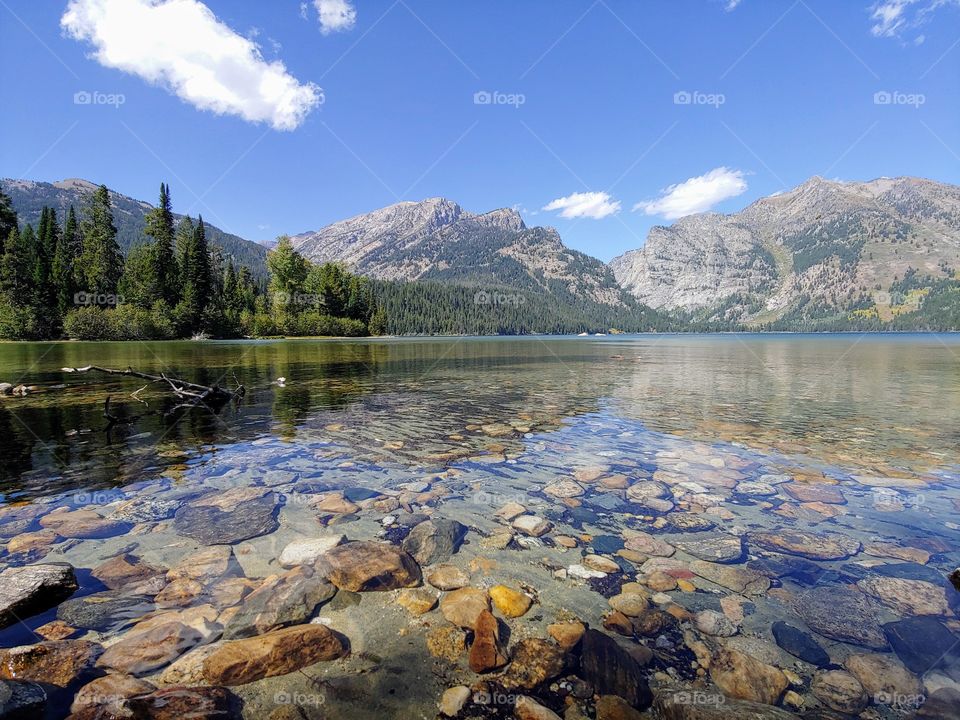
[292,198,628,306]
[610,176,960,322]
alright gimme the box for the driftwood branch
[63,365,246,431]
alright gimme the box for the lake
[1,334,958,718]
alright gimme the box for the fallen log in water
[60,365,245,428]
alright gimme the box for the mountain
[292,197,630,307]
[3,178,268,278]
[611,176,960,327]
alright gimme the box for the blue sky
[1,0,958,261]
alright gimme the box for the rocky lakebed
[1,407,959,720]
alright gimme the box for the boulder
[96,622,207,676]
[688,560,769,596]
[0,563,77,629]
[858,576,952,617]
[883,616,959,673]
[397,587,437,616]
[750,530,860,560]
[202,625,346,685]
[440,587,489,628]
[278,535,345,567]
[500,639,566,691]
[0,640,101,687]
[0,679,46,718]
[38,509,129,539]
[319,541,422,592]
[426,564,471,590]
[512,515,552,537]
[173,492,279,545]
[489,585,532,618]
[223,565,336,639]
[469,610,508,673]
[771,621,829,667]
[843,653,922,700]
[675,535,744,564]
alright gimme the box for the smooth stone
[795,586,887,649]
[631,608,676,637]
[223,564,336,639]
[0,640,102,687]
[843,653,922,700]
[583,555,621,574]
[863,542,931,565]
[439,686,471,717]
[579,629,652,709]
[318,541,422,592]
[646,571,678,592]
[166,546,241,583]
[857,576,952,617]
[811,670,867,714]
[495,502,527,521]
[694,610,738,637]
[499,639,566,691]
[109,497,181,523]
[0,563,78,629]
[202,624,346,685]
[469,609,508,673]
[667,514,715,532]
[343,487,381,502]
[626,481,669,502]
[515,695,562,720]
[914,688,960,718]
[750,530,861,560]
[709,648,788,706]
[608,592,650,617]
[153,644,222,686]
[96,621,206,676]
[883,616,959,673]
[603,610,634,637]
[675,535,744,564]
[397,587,438,616]
[34,620,77,641]
[592,535,625,554]
[512,515,552,537]
[5,529,58,554]
[547,621,585,651]
[688,560,770,596]
[771,622,830,667]
[782,483,846,504]
[874,561,951,585]
[735,481,778,496]
[489,585,532,618]
[39,509,130,539]
[278,535,345,567]
[57,592,155,632]
[568,564,606,580]
[624,532,675,557]
[92,554,164,592]
[544,479,585,498]
[440,587,489,629]
[595,694,645,720]
[174,492,279,545]
[426,564,471,590]
[402,519,468,566]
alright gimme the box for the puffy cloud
[542,191,621,220]
[62,0,322,131]
[635,167,748,220]
[314,0,357,34]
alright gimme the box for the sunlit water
[1,335,958,718]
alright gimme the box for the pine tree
[53,206,81,316]
[1,225,37,307]
[177,216,212,331]
[143,182,178,306]
[0,185,17,258]
[79,185,122,295]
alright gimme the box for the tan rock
[500,639,566,691]
[313,493,359,515]
[512,515,552,537]
[595,694,645,720]
[709,648,788,705]
[202,624,346,685]
[547,622,585,651]
[811,670,868,714]
[440,686,471,716]
[515,695,562,720]
[608,592,650,617]
[97,621,207,676]
[490,585,532,618]
[427,625,467,662]
[6,529,59,554]
[0,640,101,687]
[397,587,437,616]
[71,674,155,714]
[645,571,677,592]
[469,609,508,673]
[319,541,422,592]
[427,564,471,590]
[583,555,620,574]
[34,620,76,641]
[857,576,952,617]
[844,653,923,699]
[441,587,490,628]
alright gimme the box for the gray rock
[173,493,279,545]
[795,586,887,649]
[580,629,653,710]
[224,565,337,639]
[0,679,47,717]
[654,686,799,719]
[0,564,78,630]
[771,621,829,667]
[402,519,467,565]
[57,591,154,632]
[676,535,744,563]
[883,616,960,673]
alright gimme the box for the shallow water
[1,334,958,719]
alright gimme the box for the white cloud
[314,0,357,34]
[61,0,322,131]
[869,0,959,38]
[635,167,748,220]
[542,192,621,220]
[725,0,743,11]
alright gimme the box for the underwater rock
[57,592,155,633]
[278,535,345,567]
[96,621,207,677]
[319,541,422,592]
[579,629,652,709]
[0,563,78,629]
[489,584,532,618]
[675,535,744,564]
[397,587,437,616]
[512,515,552,537]
[0,640,101,687]
[0,679,46,718]
[688,560,769,596]
[426,564,471,590]
[810,670,867,714]
[39,509,130,539]
[468,609,508,672]
[857,575,952,617]
[750,530,860,560]
[173,492,279,545]
[843,652,922,701]
[794,587,887,649]
[709,647,788,706]
[440,587,489,628]
[771,622,829,667]
[500,638,566,691]
[402,519,468,566]
[883,616,959,673]
[223,565,336,639]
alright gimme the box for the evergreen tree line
[0,183,379,340]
